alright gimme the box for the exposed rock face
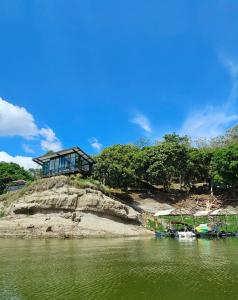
[0,180,152,238]
[0,213,152,238]
[8,186,140,223]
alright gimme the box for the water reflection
[0,238,237,300]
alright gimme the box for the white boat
[176,231,196,238]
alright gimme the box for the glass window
[80,157,90,172]
[60,156,65,170]
[50,160,55,171]
[65,155,70,169]
[82,164,90,172]
[43,161,50,176]
[70,153,76,169]
[54,158,59,171]
[75,154,79,168]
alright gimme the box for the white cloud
[180,57,238,140]
[222,57,238,79]
[89,137,102,151]
[131,113,152,133]
[22,144,35,154]
[0,151,37,169]
[0,98,38,138]
[40,128,62,152]
[180,107,238,139]
[0,97,62,152]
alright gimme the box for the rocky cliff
[0,176,152,238]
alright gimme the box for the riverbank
[0,176,153,238]
[0,213,152,238]
[1,175,237,239]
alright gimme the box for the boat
[155,231,167,238]
[175,231,196,239]
[153,207,238,240]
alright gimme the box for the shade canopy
[210,208,238,216]
[193,210,210,217]
[154,209,174,217]
[170,208,192,216]
[153,208,238,217]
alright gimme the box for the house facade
[33,147,95,177]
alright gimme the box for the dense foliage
[93,144,139,188]
[93,126,238,195]
[211,144,238,191]
[1,126,238,197]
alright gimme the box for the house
[6,180,27,192]
[33,147,95,177]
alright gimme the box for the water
[0,238,238,300]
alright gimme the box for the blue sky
[0,0,238,168]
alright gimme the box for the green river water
[0,238,238,300]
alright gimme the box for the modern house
[33,147,95,177]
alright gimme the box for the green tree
[0,162,33,193]
[211,144,238,197]
[134,137,154,148]
[133,146,152,183]
[161,133,190,146]
[224,125,238,145]
[142,134,191,191]
[92,144,139,188]
[28,168,42,180]
[210,124,238,148]
[185,147,213,186]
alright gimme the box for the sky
[1,0,238,169]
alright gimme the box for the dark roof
[33,147,95,165]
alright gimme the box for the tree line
[92,125,238,195]
[0,125,238,196]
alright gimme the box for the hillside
[0,176,152,238]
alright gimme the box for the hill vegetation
[1,125,238,201]
[93,125,238,198]
[0,162,33,194]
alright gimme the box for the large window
[43,161,50,176]
[42,152,91,176]
[75,154,79,168]
[59,156,65,170]
[54,158,59,170]
[50,160,55,172]
[70,153,76,169]
[80,157,90,172]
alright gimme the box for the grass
[0,175,112,208]
[69,174,112,195]
[0,186,28,207]
[147,219,165,231]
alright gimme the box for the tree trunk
[210,178,214,197]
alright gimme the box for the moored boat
[176,231,196,239]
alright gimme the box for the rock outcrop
[0,177,152,238]
[8,186,140,222]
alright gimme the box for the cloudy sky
[0,0,238,168]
